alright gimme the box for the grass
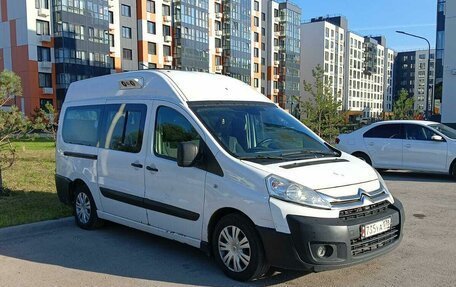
[0,139,72,228]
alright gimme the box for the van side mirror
[431,135,444,142]
[177,141,200,167]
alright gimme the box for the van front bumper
[257,198,404,271]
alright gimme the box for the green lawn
[0,140,72,228]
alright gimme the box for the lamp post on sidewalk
[396,31,432,118]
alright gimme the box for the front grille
[350,226,400,257]
[339,201,390,221]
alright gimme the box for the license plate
[361,218,391,239]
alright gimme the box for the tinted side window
[363,124,403,139]
[154,106,200,160]
[404,124,435,141]
[102,104,147,153]
[62,105,102,147]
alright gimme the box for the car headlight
[375,170,394,203]
[266,175,331,209]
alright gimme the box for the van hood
[242,155,378,193]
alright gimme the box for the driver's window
[154,106,200,160]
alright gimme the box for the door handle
[131,163,143,168]
[405,144,411,148]
[146,165,159,172]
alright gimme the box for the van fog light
[316,245,333,258]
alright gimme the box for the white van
[56,70,404,281]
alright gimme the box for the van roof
[64,70,271,105]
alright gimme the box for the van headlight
[375,170,394,203]
[266,175,331,209]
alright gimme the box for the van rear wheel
[73,184,103,230]
[212,214,269,281]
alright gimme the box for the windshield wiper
[239,155,285,161]
[281,150,338,158]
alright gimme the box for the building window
[109,34,115,47]
[254,32,259,42]
[121,4,131,17]
[148,42,156,55]
[254,1,259,11]
[254,63,259,73]
[38,73,52,88]
[35,0,49,9]
[147,21,156,34]
[254,48,259,57]
[148,63,157,69]
[109,11,114,24]
[262,13,265,21]
[37,46,51,62]
[162,4,170,16]
[36,20,50,35]
[123,48,132,60]
[163,45,171,57]
[254,78,259,88]
[40,99,53,109]
[254,17,259,27]
[122,26,132,38]
[147,0,155,13]
[163,25,171,36]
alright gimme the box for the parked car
[336,120,456,178]
[56,70,404,281]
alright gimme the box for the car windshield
[429,123,456,139]
[190,102,339,162]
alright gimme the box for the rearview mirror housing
[431,135,444,142]
[177,141,200,167]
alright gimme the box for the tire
[353,152,372,166]
[73,184,103,230]
[450,161,456,180]
[212,213,269,281]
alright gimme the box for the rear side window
[101,104,147,153]
[62,105,103,147]
[154,106,200,160]
[363,124,403,139]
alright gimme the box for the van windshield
[190,102,339,162]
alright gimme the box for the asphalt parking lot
[0,172,455,287]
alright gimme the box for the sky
[295,0,437,52]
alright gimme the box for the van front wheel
[212,214,269,281]
[73,185,103,230]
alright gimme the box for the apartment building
[300,16,394,121]
[0,0,301,115]
[300,16,347,109]
[434,0,445,109]
[394,49,436,113]
[441,0,456,127]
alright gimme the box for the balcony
[273,75,280,81]
[215,65,222,73]
[214,0,221,3]
[215,47,223,54]
[38,61,52,71]
[38,34,51,43]
[215,12,222,19]
[274,31,280,38]
[37,8,50,17]
[163,15,171,23]
[273,88,279,94]
[215,30,222,37]
[254,42,259,49]
[274,16,281,22]
[274,46,279,52]
[163,0,171,3]
[279,30,286,37]
[42,87,53,95]
[109,46,115,53]
[274,60,280,67]
[164,55,173,63]
[164,35,172,43]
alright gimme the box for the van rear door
[97,102,149,224]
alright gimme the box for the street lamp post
[396,31,432,118]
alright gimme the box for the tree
[0,70,26,195]
[299,65,344,142]
[392,89,415,120]
[31,102,58,141]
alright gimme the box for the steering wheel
[257,138,276,148]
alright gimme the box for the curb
[0,217,73,241]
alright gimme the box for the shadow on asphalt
[380,170,455,183]
[0,220,308,286]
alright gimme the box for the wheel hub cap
[75,192,91,224]
[218,225,251,272]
